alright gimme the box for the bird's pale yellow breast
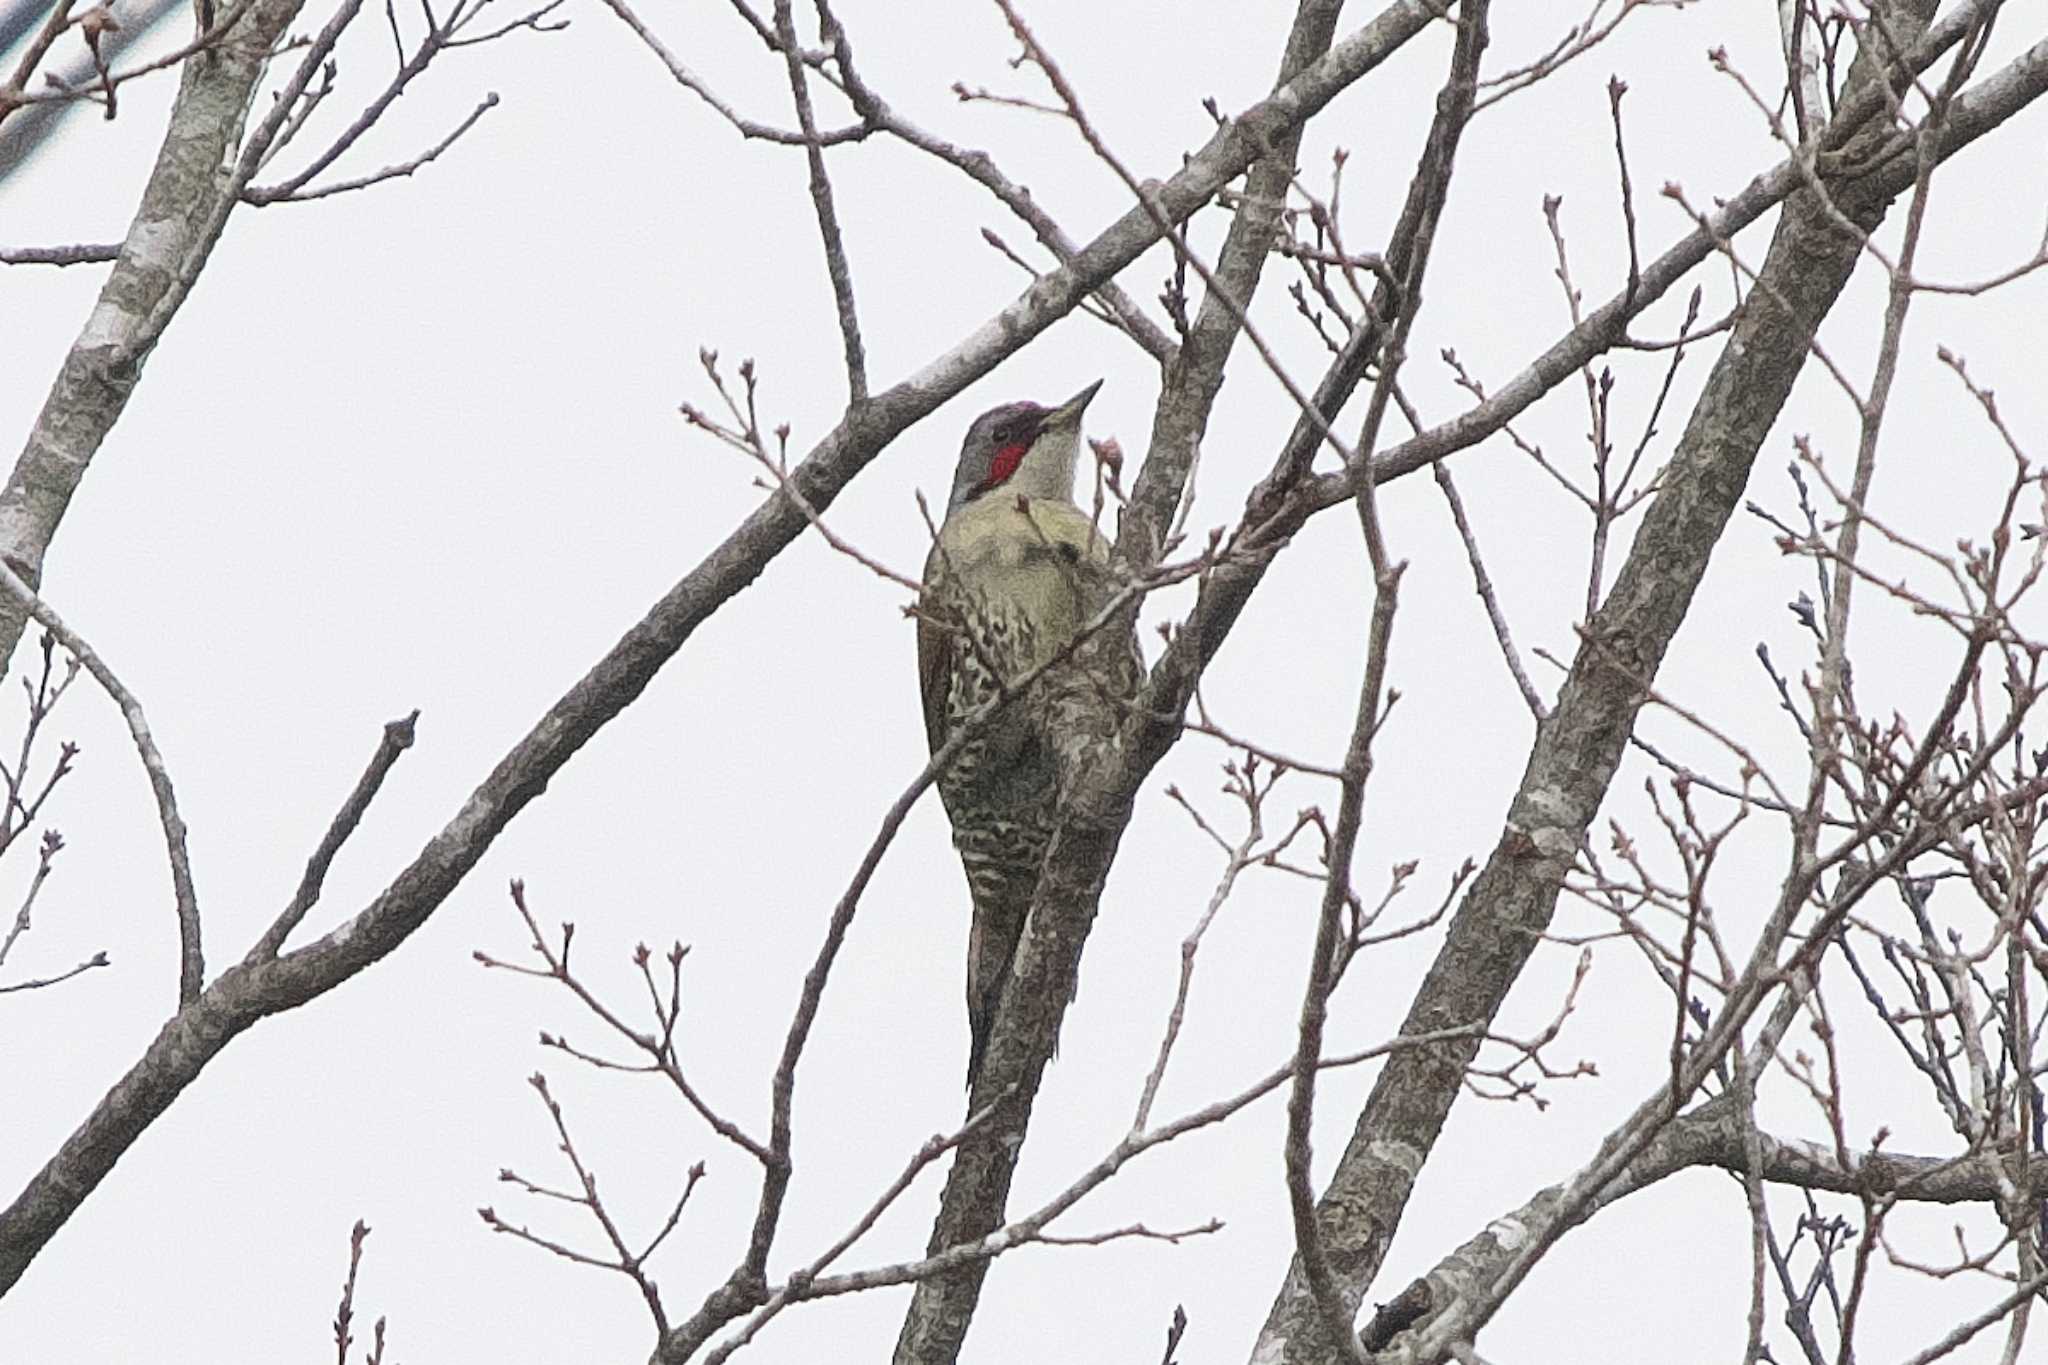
[929,496,1113,670]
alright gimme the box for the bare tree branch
[251,711,420,960]
[1255,4,1964,1358]
[1365,1096,2048,1362]
[0,0,1477,1300]
[0,560,199,1005]
[244,90,499,204]
[0,241,119,265]
[771,0,865,402]
[1,0,313,670]
[889,2,1403,1358]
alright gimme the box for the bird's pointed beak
[1042,378,1103,430]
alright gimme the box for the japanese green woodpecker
[917,380,1139,1085]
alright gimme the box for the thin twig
[0,562,200,1005]
[248,93,500,204]
[332,1219,372,1365]
[251,711,420,960]
[0,242,120,266]
[0,0,259,117]
[598,0,866,146]
[0,948,108,993]
[772,0,866,402]
[1432,462,1545,718]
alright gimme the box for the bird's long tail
[963,863,1034,1090]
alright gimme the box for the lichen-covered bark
[1358,1095,2048,1362]
[1,0,306,660]
[1250,10,1949,1363]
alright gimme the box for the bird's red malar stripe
[987,441,1029,487]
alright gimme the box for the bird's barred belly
[935,601,1060,874]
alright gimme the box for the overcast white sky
[4,2,2047,1362]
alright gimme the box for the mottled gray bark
[888,5,2048,1363]
[1,0,306,661]
[1251,8,1966,1363]
[886,8,1369,1360]
[9,0,2041,1350]
[1255,188,1871,1344]
[1360,1096,2048,1362]
[2,0,1452,1313]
